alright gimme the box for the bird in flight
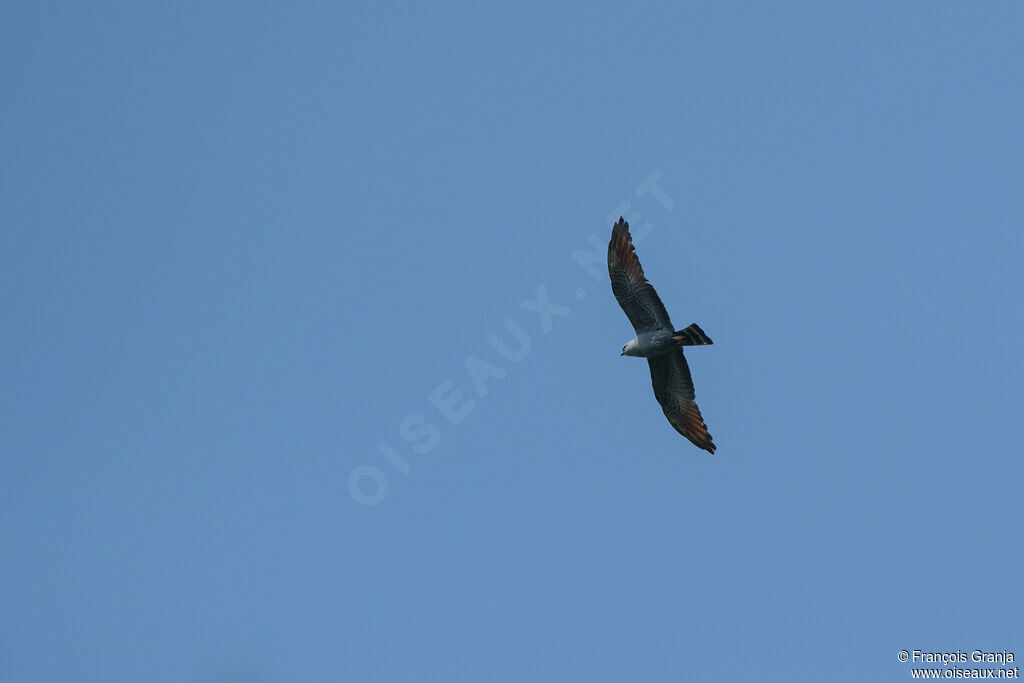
[607,218,716,454]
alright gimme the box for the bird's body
[621,329,678,357]
[607,217,717,454]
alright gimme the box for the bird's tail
[672,323,713,346]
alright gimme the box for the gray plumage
[608,217,716,454]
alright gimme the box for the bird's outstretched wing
[648,350,716,454]
[608,217,673,333]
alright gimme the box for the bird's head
[621,345,627,356]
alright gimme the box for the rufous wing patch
[667,401,716,454]
[610,218,647,283]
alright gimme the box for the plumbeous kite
[608,218,716,454]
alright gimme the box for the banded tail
[673,323,713,347]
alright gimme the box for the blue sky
[3,2,1023,681]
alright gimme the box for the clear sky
[3,2,1023,681]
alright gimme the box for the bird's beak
[620,350,625,356]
